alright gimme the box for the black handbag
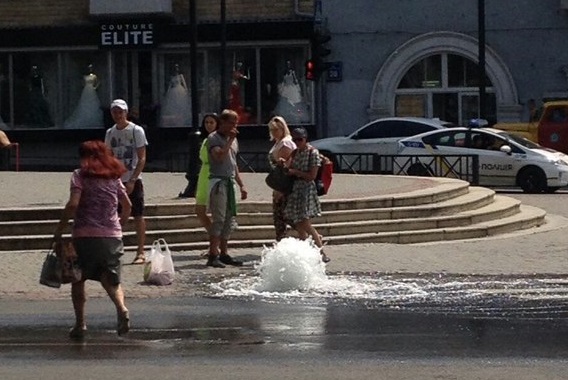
[265,165,294,194]
[39,250,62,288]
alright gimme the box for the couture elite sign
[99,22,155,48]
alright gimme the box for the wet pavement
[2,292,568,380]
[3,173,568,379]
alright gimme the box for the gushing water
[210,238,568,317]
[254,237,327,292]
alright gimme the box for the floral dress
[284,147,322,225]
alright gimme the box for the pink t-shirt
[70,169,127,238]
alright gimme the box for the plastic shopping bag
[143,238,175,285]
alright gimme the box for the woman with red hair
[54,140,132,339]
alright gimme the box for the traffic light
[305,29,331,81]
[311,30,331,62]
[305,59,316,81]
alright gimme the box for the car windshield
[495,131,541,149]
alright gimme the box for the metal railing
[392,154,479,185]
[166,151,479,185]
[0,143,19,172]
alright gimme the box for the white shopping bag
[143,238,175,285]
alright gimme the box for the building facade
[321,0,568,136]
[3,0,568,167]
[0,0,316,167]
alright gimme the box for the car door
[420,130,470,178]
[471,131,520,186]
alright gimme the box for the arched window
[395,54,496,126]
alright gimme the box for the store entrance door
[111,51,155,129]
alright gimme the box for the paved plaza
[1,171,568,301]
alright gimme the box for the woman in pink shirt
[54,140,132,339]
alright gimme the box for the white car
[396,127,568,193]
[311,117,453,172]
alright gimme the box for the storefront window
[61,52,108,129]
[260,47,311,124]
[0,55,8,128]
[3,43,312,130]
[156,46,313,126]
[12,53,58,129]
[226,49,256,125]
[158,53,193,128]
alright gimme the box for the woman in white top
[267,116,296,241]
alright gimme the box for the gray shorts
[209,180,235,239]
[73,237,124,285]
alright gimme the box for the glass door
[459,93,480,127]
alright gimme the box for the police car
[396,127,568,193]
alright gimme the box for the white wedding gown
[161,74,192,128]
[63,73,103,129]
[274,71,310,124]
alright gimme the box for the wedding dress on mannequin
[274,61,309,124]
[63,65,103,129]
[161,64,192,128]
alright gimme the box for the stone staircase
[0,180,547,252]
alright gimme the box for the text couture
[100,23,154,47]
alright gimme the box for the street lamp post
[478,0,487,119]
[220,0,227,109]
[179,0,201,198]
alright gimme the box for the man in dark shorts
[105,99,149,264]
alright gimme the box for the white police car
[396,127,568,193]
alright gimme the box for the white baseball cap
[110,99,128,111]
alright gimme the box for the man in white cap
[104,99,148,264]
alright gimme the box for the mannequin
[228,61,251,124]
[26,65,54,128]
[161,64,192,128]
[63,64,103,129]
[274,60,309,124]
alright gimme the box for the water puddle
[211,238,568,319]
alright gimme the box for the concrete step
[0,186,494,236]
[136,204,546,252]
[0,192,533,252]
[0,178,470,222]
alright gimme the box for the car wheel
[517,167,547,193]
[407,163,432,177]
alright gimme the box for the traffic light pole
[179,0,201,198]
[478,0,487,119]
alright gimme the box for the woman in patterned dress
[283,127,330,263]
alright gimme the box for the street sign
[326,61,342,82]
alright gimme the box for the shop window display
[226,50,256,124]
[11,53,58,129]
[260,47,311,124]
[160,63,192,128]
[2,45,312,130]
[0,56,8,129]
[63,64,104,129]
[61,52,109,129]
